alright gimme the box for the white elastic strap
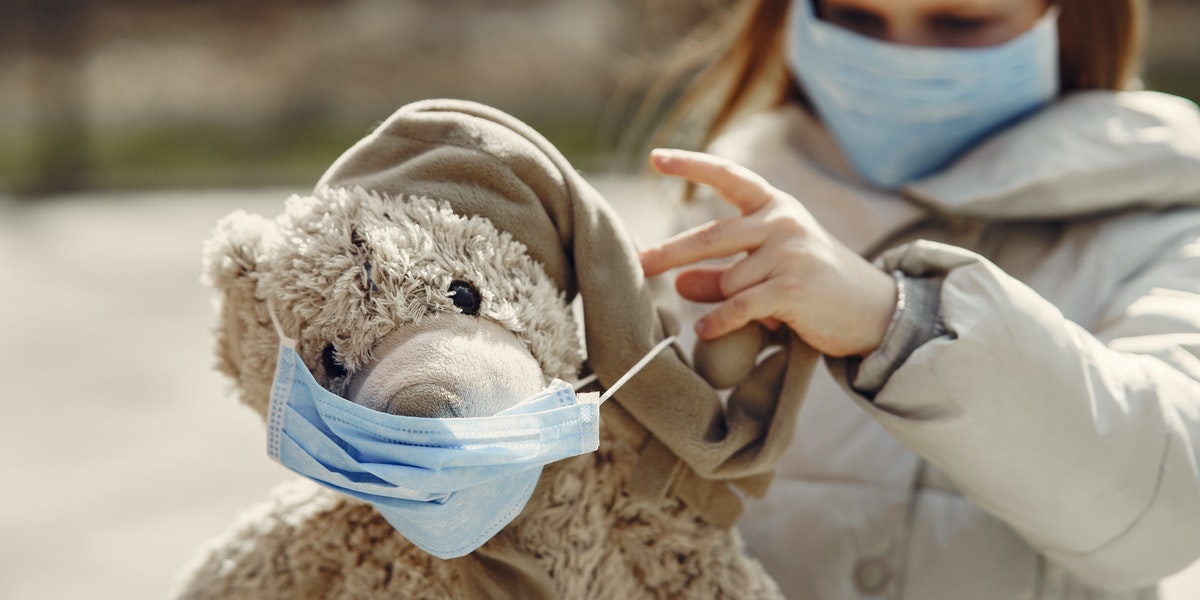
[267,300,298,349]
[598,336,677,404]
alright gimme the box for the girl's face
[816,0,1048,47]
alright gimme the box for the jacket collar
[904,91,1200,219]
[715,91,1200,254]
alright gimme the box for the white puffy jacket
[665,91,1200,599]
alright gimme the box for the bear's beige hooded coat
[664,91,1200,599]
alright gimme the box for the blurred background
[0,0,718,197]
[0,0,1197,197]
[0,1,1197,599]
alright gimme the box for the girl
[639,0,1200,597]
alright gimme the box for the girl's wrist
[853,267,902,357]
[851,272,948,395]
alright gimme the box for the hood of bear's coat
[315,99,820,525]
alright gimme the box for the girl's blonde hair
[655,0,1148,152]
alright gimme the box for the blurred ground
[0,188,293,600]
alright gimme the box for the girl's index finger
[639,215,764,277]
[638,228,719,278]
[649,148,775,216]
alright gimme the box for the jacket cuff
[850,272,947,395]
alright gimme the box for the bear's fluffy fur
[173,184,784,599]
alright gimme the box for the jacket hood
[905,90,1200,219]
[314,99,817,526]
[717,91,1200,224]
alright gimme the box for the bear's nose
[348,313,546,419]
[383,383,464,418]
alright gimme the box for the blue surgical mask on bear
[786,0,1061,188]
[264,308,673,559]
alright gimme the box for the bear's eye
[322,343,348,379]
[448,280,481,316]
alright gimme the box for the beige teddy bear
[173,99,818,599]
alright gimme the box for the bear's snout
[382,382,465,418]
[347,314,546,418]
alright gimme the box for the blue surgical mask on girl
[786,0,1061,188]
[264,308,675,559]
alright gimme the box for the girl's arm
[833,230,1200,592]
[640,148,1200,592]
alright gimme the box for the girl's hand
[638,149,898,358]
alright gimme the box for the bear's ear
[201,210,279,420]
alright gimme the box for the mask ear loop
[583,335,676,403]
[267,300,299,350]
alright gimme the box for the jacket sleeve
[832,228,1200,592]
